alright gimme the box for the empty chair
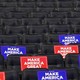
[41,45,54,55]
[1,19,17,26]
[0,27,4,35]
[5,26,26,35]
[36,7,55,13]
[20,0,37,2]
[2,19,23,26]
[37,0,56,2]
[22,68,48,80]
[0,2,5,7]
[46,34,59,44]
[7,54,22,72]
[48,11,67,18]
[43,18,61,25]
[22,35,44,44]
[65,54,80,69]
[0,0,5,2]
[37,2,56,8]
[72,11,80,18]
[21,2,36,8]
[4,2,17,7]
[0,12,12,19]
[68,18,80,25]
[0,55,4,71]
[29,11,47,18]
[28,25,49,35]
[0,35,20,45]
[22,44,39,55]
[72,25,80,33]
[0,12,5,19]
[77,1,80,8]
[22,18,40,25]
[66,68,79,80]
[11,12,28,19]
[49,25,71,34]
[0,70,19,80]
[18,7,35,13]
[59,8,72,12]
[59,1,73,8]
[3,7,16,13]
[5,0,17,2]
[47,54,64,69]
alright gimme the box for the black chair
[0,55,4,71]
[22,68,48,80]
[47,54,64,69]
[0,70,19,80]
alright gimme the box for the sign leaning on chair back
[20,56,48,71]
[0,72,5,80]
[1,46,26,59]
[59,34,80,45]
[37,70,67,80]
[54,45,79,58]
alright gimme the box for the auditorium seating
[0,0,80,79]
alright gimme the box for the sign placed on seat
[0,72,5,80]
[59,34,80,45]
[1,46,26,59]
[37,70,67,80]
[20,56,48,71]
[54,45,79,58]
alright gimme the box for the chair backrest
[0,55,4,70]
[47,54,64,69]
[65,53,79,69]
[0,70,19,80]
[22,68,48,80]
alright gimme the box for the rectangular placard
[59,34,80,45]
[20,56,48,71]
[0,72,5,80]
[54,45,79,58]
[1,46,26,59]
[37,70,67,80]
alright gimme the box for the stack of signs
[20,56,48,71]
[1,46,26,60]
[59,34,80,45]
[37,70,67,80]
[0,72,5,80]
[54,45,79,58]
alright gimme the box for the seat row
[0,34,80,45]
[0,54,80,72]
[0,1,79,8]
[0,34,67,45]
[0,25,80,35]
[0,68,79,80]
[0,18,80,26]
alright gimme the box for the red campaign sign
[20,56,48,71]
[0,72,5,80]
[54,45,79,58]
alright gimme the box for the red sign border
[54,45,79,53]
[0,72,5,80]
[20,56,48,71]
